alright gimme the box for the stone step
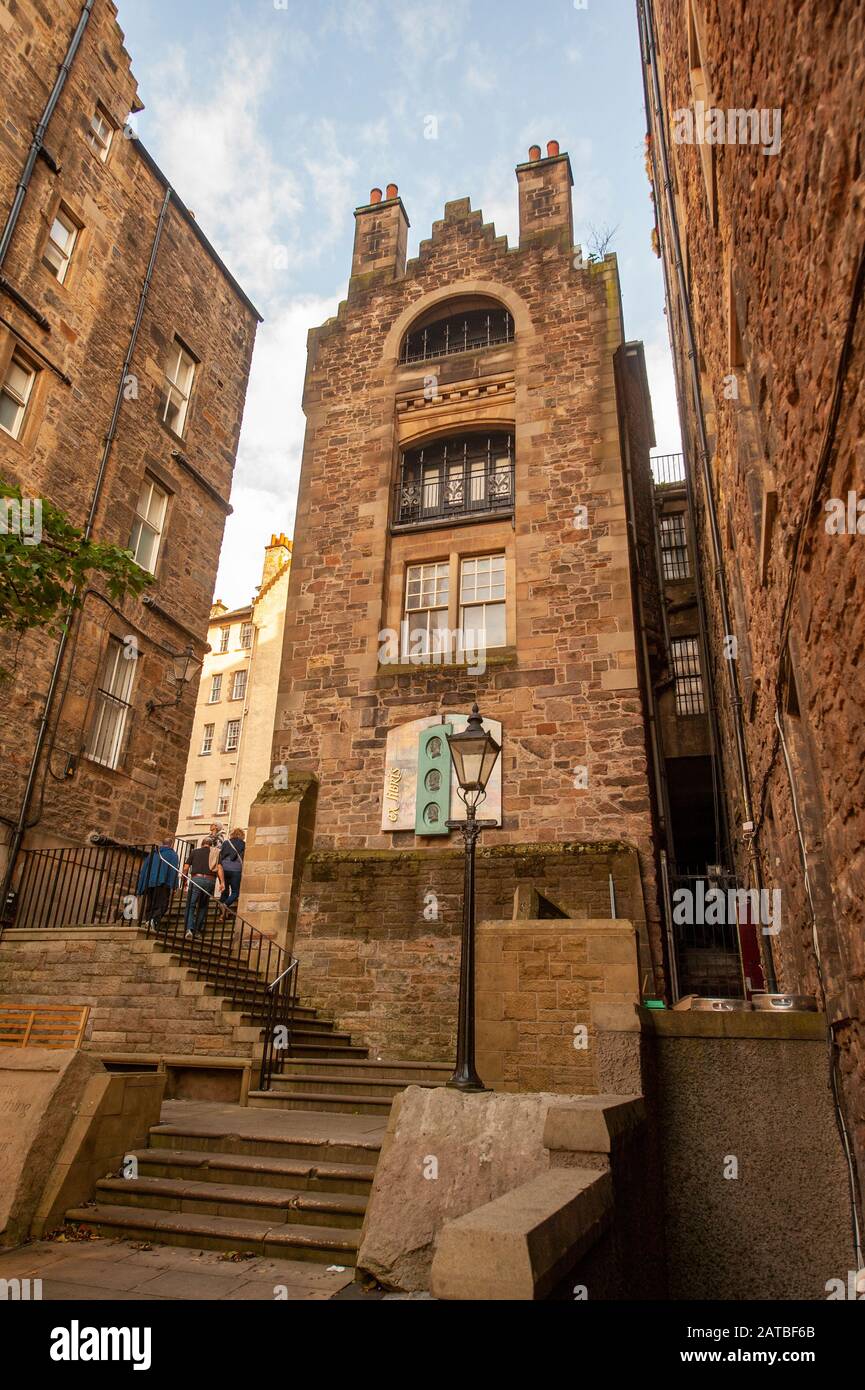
[130,1147,376,1196]
[65,1204,360,1264]
[286,1058,453,1084]
[247,1089,394,1116]
[92,1176,366,1229]
[266,1072,447,1099]
[284,1041,369,1060]
[148,1125,381,1168]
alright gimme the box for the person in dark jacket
[219,829,246,911]
[137,839,179,930]
[184,836,224,939]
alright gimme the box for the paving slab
[0,1239,353,1302]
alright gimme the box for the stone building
[176,534,292,844]
[0,0,260,893]
[239,145,669,1068]
[639,0,865,1206]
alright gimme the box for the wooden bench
[0,1004,90,1050]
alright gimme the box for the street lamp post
[145,645,202,715]
[445,703,501,1093]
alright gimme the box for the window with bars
[217,779,232,816]
[404,562,450,657]
[231,669,248,701]
[42,208,79,284]
[671,636,705,715]
[208,674,222,704]
[200,723,214,755]
[660,512,691,580]
[129,476,168,573]
[395,432,514,528]
[225,718,241,752]
[240,622,253,649]
[0,352,37,440]
[162,339,196,438]
[400,308,514,363]
[460,554,506,650]
[87,637,135,769]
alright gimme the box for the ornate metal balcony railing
[393,434,515,528]
[400,309,514,364]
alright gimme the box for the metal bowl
[750,992,817,1012]
[686,996,751,1012]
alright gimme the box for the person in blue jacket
[219,828,246,912]
[137,838,179,930]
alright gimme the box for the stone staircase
[62,906,452,1264]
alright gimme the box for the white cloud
[215,292,340,608]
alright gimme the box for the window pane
[6,359,33,401]
[484,602,506,648]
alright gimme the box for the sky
[115,0,681,609]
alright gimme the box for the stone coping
[98,1054,252,1070]
[2,927,138,941]
[478,918,635,934]
[639,1007,827,1041]
[305,840,637,867]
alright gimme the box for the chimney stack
[515,140,574,251]
[350,182,410,293]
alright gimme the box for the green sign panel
[415,724,452,836]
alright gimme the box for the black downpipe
[0,0,95,270]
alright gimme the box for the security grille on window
[42,210,78,284]
[191,781,205,817]
[225,719,241,752]
[231,669,247,701]
[671,636,705,715]
[86,106,113,161]
[660,512,691,580]
[0,353,36,440]
[460,554,506,650]
[129,477,168,573]
[162,340,196,437]
[208,674,222,704]
[401,308,514,363]
[240,622,253,650]
[396,433,514,527]
[217,779,232,816]
[404,562,450,657]
[200,724,214,755]
[87,637,135,769]
[218,627,230,654]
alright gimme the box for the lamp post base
[446,1071,489,1094]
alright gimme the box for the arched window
[394,431,514,528]
[400,300,514,364]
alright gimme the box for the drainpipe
[0,0,95,270]
[0,186,173,929]
[637,0,776,990]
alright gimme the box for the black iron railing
[401,309,514,364]
[394,434,515,528]
[6,839,298,1088]
[651,452,686,485]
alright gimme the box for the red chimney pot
[369,187,383,204]
[386,183,398,200]
[528,144,541,161]
[547,139,560,158]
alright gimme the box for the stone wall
[645,0,865,1201]
[476,919,640,1094]
[292,842,647,1062]
[0,928,256,1058]
[0,0,258,870]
